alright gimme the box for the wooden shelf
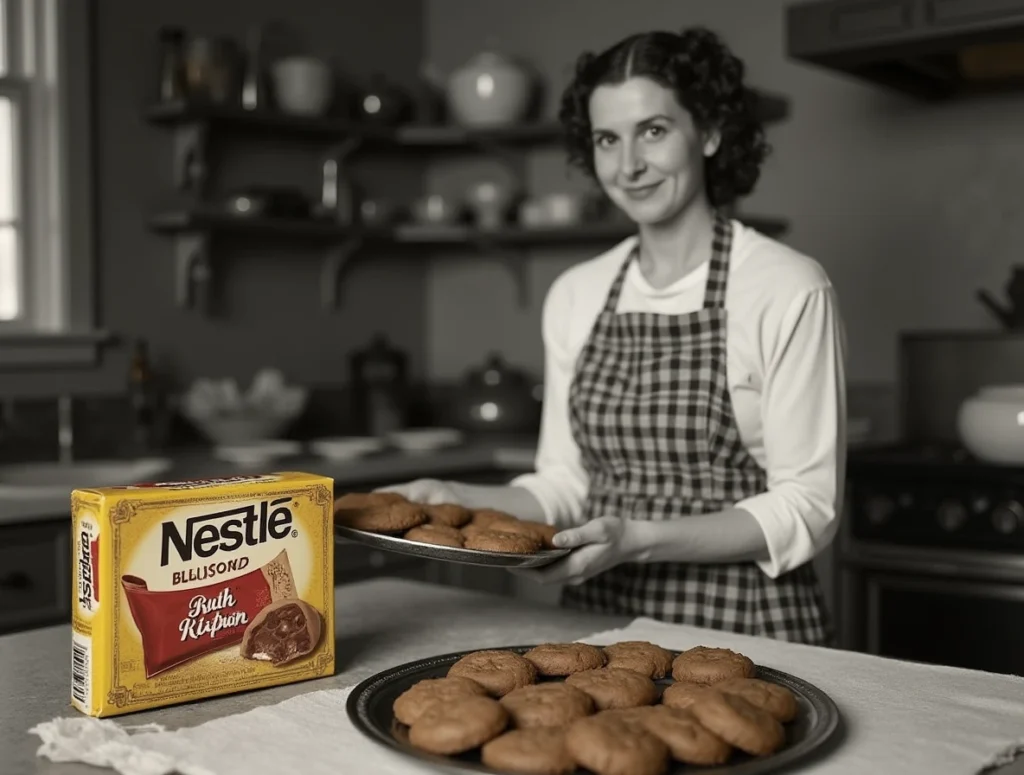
[148,211,789,243]
[144,89,790,147]
[149,209,789,315]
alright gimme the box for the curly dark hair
[558,27,769,209]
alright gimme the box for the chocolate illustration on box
[70,473,335,718]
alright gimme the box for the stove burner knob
[865,495,894,525]
[936,500,968,532]
[992,501,1024,535]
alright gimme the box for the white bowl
[310,436,384,461]
[214,440,302,467]
[956,385,1024,465]
[388,427,463,454]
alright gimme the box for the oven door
[840,546,1024,676]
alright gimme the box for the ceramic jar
[445,50,533,127]
[269,56,334,116]
[957,384,1024,464]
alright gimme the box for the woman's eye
[644,125,666,140]
[594,134,616,149]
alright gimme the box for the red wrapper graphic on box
[121,549,296,678]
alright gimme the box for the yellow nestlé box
[70,472,335,718]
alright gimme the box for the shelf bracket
[321,236,364,310]
[173,123,209,195]
[320,137,364,223]
[174,233,213,314]
[471,235,530,309]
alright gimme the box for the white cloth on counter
[510,220,849,579]
[29,617,1024,775]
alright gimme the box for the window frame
[0,0,109,370]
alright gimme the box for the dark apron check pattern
[562,215,832,645]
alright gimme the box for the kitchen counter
[3,578,627,774]
[0,437,538,526]
[5,577,1024,775]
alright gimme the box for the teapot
[451,352,541,434]
[977,266,1024,329]
[444,49,536,127]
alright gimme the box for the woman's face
[588,76,716,225]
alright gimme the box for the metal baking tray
[335,525,571,569]
[347,645,841,775]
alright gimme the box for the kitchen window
[0,0,106,369]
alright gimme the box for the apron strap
[702,213,733,310]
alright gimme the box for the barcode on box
[71,632,91,709]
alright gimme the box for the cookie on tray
[500,682,595,728]
[463,529,541,555]
[523,642,607,677]
[392,676,488,726]
[565,713,669,775]
[403,523,464,548]
[715,677,799,723]
[639,705,733,766]
[484,518,561,549]
[564,667,659,710]
[424,503,472,528]
[688,691,785,757]
[407,694,509,755]
[481,727,576,775]
[447,649,538,697]
[602,641,675,679]
[334,492,426,533]
[671,646,756,685]
[661,681,714,710]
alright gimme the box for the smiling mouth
[622,181,663,200]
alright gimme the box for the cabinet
[146,96,792,315]
[0,521,70,635]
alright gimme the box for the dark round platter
[346,644,841,774]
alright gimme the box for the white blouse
[511,220,848,579]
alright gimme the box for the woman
[382,27,846,645]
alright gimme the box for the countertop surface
[5,578,1024,775]
[0,438,538,526]
[3,578,629,774]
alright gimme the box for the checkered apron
[562,215,833,645]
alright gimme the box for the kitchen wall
[423,0,1024,390]
[5,0,429,399]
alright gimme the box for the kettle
[977,266,1024,329]
[452,352,541,434]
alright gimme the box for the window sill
[0,330,115,369]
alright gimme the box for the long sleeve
[734,285,848,578]
[510,275,591,527]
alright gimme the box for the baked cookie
[597,706,659,727]
[424,503,472,528]
[661,681,713,710]
[486,518,560,549]
[602,641,675,679]
[447,649,538,697]
[671,646,756,685]
[403,523,464,548]
[481,727,576,775]
[463,529,541,555]
[566,713,669,775]
[523,642,607,676]
[468,508,520,529]
[500,682,594,728]
[640,705,733,766]
[715,677,799,723]
[392,676,488,726]
[565,667,659,710]
[688,691,785,757]
[334,492,426,533]
[407,694,508,755]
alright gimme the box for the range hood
[787,0,1024,99]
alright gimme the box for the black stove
[846,442,1024,554]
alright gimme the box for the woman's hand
[516,516,645,586]
[374,478,462,505]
